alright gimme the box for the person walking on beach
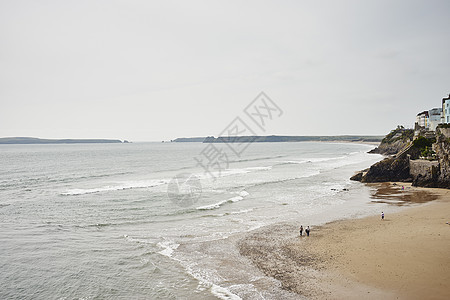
[299,225,303,236]
[305,226,310,236]
[381,212,384,220]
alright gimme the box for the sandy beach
[239,183,450,299]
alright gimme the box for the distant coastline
[0,137,128,144]
[172,135,384,143]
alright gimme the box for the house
[428,108,442,131]
[414,93,449,133]
[415,111,429,129]
[442,94,450,124]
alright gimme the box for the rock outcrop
[368,126,413,155]
[351,126,450,189]
[412,127,450,188]
[361,155,412,183]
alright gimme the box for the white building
[428,108,442,131]
[416,111,429,129]
[442,94,450,124]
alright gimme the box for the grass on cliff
[381,126,414,144]
[412,136,437,160]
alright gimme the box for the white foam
[230,208,253,215]
[196,166,272,181]
[161,256,242,300]
[228,196,243,202]
[244,166,272,171]
[238,191,249,197]
[197,191,249,210]
[209,208,254,217]
[199,169,250,180]
[306,156,345,163]
[280,160,307,165]
[196,199,228,210]
[211,284,242,300]
[123,234,156,245]
[157,240,180,257]
[61,179,169,195]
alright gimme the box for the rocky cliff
[351,126,450,189]
[368,126,413,155]
[412,127,450,188]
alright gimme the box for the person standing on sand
[381,212,384,220]
[299,225,303,236]
[305,226,310,236]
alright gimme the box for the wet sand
[239,183,450,299]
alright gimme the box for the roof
[443,93,450,104]
[416,110,429,117]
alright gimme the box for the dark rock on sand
[368,126,413,155]
[352,126,450,189]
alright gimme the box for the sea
[0,141,388,299]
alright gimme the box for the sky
[1,0,449,141]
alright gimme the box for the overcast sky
[1,0,449,141]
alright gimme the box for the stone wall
[409,159,439,178]
[438,127,450,139]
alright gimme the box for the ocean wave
[157,240,180,257]
[347,151,360,155]
[61,179,169,195]
[196,191,250,210]
[247,171,322,188]
[181,259,242,300]
[65,171,134,182]
[244,166,272,171]
[0,171,134,190]
[238,191,249,197]
[306,156,347,163]
[77,219,158,228]
[201,208,254,218]
[228,196,243,202]
[197,166,273,181]
[123,234,157,245]
[227,208,253,215]
[276,160,307,165]
[211,284,242,300]
[228,155,286,164]
[196,199,229,210]
[274,156,349,167]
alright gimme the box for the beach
[5,141,450,299]
[239,183,450,299]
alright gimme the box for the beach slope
[240,184,450,299]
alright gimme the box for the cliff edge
[368,126,413,155]
[351,125,450,189]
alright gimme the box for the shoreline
[238,182,450,299]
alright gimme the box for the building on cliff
[442,94,450,124]
[414,93,449,133]
[416,108,442,131]
[428,108,443,131]
[416,111,429,130]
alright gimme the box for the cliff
[351,126,450,189]
[412,127,450,188]
[368,126,413,155]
